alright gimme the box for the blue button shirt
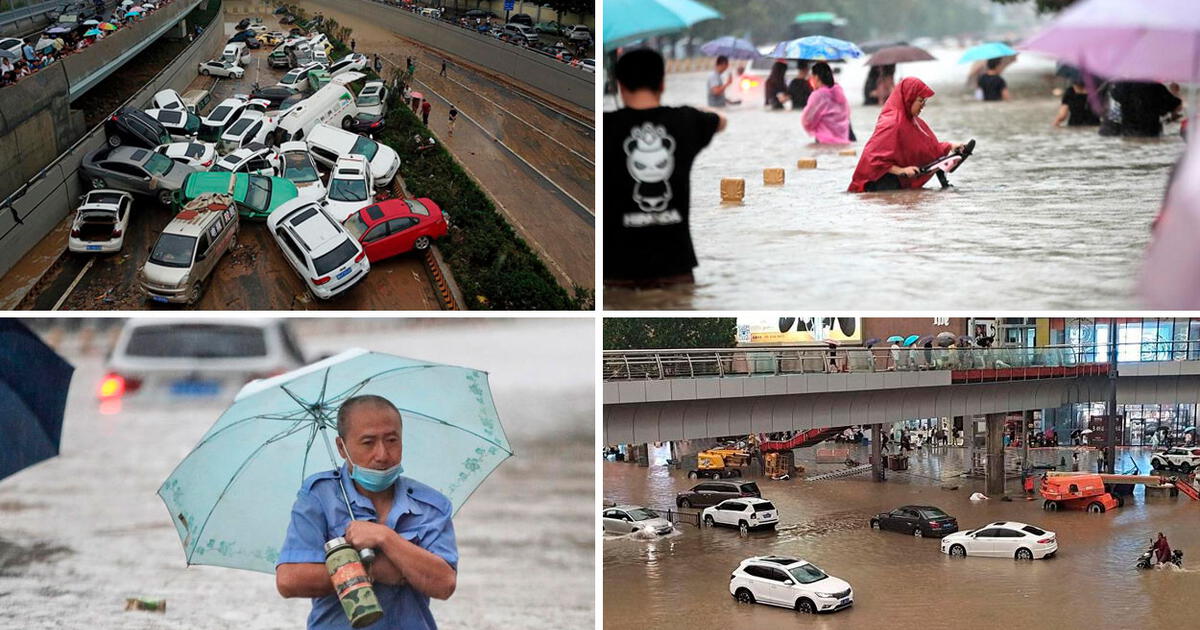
[278,464,458,630]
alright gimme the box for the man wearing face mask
[276,395,458,629]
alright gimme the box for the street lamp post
[1104,322,1118,474]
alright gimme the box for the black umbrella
[0,321,74,482]
[865,45,935,66]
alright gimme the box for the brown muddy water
[0,320,594,629]
[603,445,1200,630]
[604,51,1186,310]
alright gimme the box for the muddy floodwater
[605,51,1187,310]
[604,445,1200,629]
[0,321,593,629]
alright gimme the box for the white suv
[1150,447,1200,473]
[323,155,374,222]
[702,497,778,534]
[266,198,370,299]
[501,23,539,43]
[729,556,853,614]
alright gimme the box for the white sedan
[198,59,245,79]
[67,190,133,254]
[155,141,217,169]
[702,497,778,534]
[279,142,326,202]
[601,505,673,536]
[322,155,374,222]
[729,556,853,614]
[941,521,1058,560]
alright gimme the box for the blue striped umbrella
[769,35,862,61]
[699,36,759,59]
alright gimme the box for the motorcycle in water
[1136,546,1183,570]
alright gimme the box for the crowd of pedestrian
[1,0,176,89]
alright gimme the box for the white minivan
[271,72,364,145]
[306,122,400,186]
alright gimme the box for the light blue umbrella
[886,335,905,343]
[769,35,862,61]
[605,0,722,52]
[83,28,102,37]
[157,348,513,573]
[126,9,141,16]
[700,36,759,59]
[903,334,921,347]
[959,41,1017,63]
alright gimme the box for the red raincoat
[848,77,952,192]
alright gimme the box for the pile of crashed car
[73,27,449,305]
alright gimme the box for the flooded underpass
[603,445,1200,629]
[605,52,1187,310]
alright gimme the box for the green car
[536,21,562,35]
[177,172,299,220]
[307,69,332,92]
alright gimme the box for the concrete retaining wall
[0,0,226,281]
[321,0,593,109]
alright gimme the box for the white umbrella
[1080,429,1094,435]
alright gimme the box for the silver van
[139,193,239,305]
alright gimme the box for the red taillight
[110,115,118,122]
[740,492,753,497]
[111,229,122,237]
[1037,538,1054,544]
[202,160,213,167]
[930,522,942,528]
[99,374,125,399]
[354,250,365,262]
[71,229,80,237]
[313,276,331,285]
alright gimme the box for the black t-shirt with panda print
[604,106,721,281]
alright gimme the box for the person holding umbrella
[977,58,1010,101]
[276,395,458,626]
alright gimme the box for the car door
[693,483,722,508]
[106,161,148,191]
[971,528,1000,557]
[741,566,777,605]
[995,528,1024,557]
[359,221,390,260]
[896,508,921,534]
[380,217,419,258]
[762,566,795,606]
[601,509,627,534]
[713,500,740,526]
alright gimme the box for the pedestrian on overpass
[448,106,458,136]
[421,100,432,126]
[440,59,447,77]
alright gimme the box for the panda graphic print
[623,122,683,227]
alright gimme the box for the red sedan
[341,198,449,262]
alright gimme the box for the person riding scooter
[1138,532,1183,569]
[1154,532,1172,564]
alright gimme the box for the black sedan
[249,84,300,108]
[346,112,386,134]
[869,505,958,538]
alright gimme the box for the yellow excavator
[688,448,751,479]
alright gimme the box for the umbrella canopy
[83,28,102,37]
[859,39,908,54]
[157,349,512,573]
[700,36,759,60]
[1080,429,1095,434]
[886,335,905,343]
[770,35,862,61]
[936,336,956,347]
[0,321,74,482]
[605,0,722,52]
[1183,427,1196,432]
[866,45,935,66]
[794,12,839,24]
[125,10,141,17]
[45,26,73,35]
[958,42,1017,63]
[82,19,99,25]
[936,332,957,340]
[903,335,920,347]
[99,22,117,30]
[865,338,880,348]
[957,336,974,346]
[919,335,935,347]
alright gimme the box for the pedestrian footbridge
[602,346,1200,445]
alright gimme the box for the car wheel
[201,68,210,76]
[91,177,106,189]
[341,116,353,130]
[158,189,174,206]
[733,588,754,604]
[1117,495,1126,508]
[730,469,742,478]
[738,521,749,535]
[414,236,431,250]
[913,527,924,538]
[949,544,966,557]
[107,135,121,148]
[703,515,714,527]
[870,519,880,530]
[1087,502,1105,514]
[1181,463,1194,474]
[795,598,816,614]
[680,499,691,509]
[1044,501,1059,512]
[1015,548,1034,561]
[186,279,204,305]
[1151,458,1163,470]
[687,471,698,479]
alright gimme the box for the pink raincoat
[801,84,851,144]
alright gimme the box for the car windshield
[244,176,271,211]
[350,135,379,161]
[626,508,660,521]
[211,157,236,173]
[739,482,760,495]
[357,93,380,106]
[328,176,367,202]
[342,211,369,239]
[148,233,197,268]
[788,563,828,585]
[144,153,174,176]
[125,324,268,358]
[312,238,358,275]
[281,71,302,84]
[404,200,430,216]
[282,152,319,183]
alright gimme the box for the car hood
[141,262,189,287]
[369,147,399,178]
[160,165,195,190]
[808,575,851,594]
[943,530,973,542]
[323,199,368,223]
[635,517,672,530]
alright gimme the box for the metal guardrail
[0,1,58,28]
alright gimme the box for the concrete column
[872,423,884,482]
[634,444,649,467]
[985,413,1006,496]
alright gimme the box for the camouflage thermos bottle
[324,537,384,628]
